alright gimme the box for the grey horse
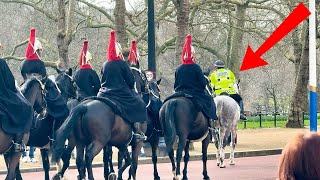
[213,94,240,168]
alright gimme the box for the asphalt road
[0,155,280,180]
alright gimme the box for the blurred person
[22,146,37,163]
[278,132,320,180]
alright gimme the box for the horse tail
[51,104,87,163]
[163,99,177,151]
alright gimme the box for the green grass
[237,118,320,129]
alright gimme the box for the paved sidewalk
[0,127,309,171]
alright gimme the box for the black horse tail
[163,99,177,151]
[51,105,87,163]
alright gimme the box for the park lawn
[238,119,320,129]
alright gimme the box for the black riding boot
[208,119,215,143]
[239,100,247,120]
[13,133,25,152]
[132,122,146,142]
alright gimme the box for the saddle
[82,96,125,121]
[164,92,200,112]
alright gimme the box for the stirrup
[13,142,26,152]
[133,133,147,142]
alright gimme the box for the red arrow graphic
[240,3,311,71]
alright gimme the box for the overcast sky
[91,0,143,10]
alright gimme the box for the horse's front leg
[182,141,190,180]
[118,147,131,180]
[40,148,50,180]
[201,136,210,180]
[130,140,144,180]
[150,135,160,180]
[5,151,21,180]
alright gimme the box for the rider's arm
[209,73,216,89]
[91,70,101,94]
[122,61,135,89]
[229,70,236,84]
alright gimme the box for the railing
[241,111,319,129]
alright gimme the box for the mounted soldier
[0,58,34,151]
[97,31,147,141]
[166,34,218,140]
[209,60,247,120]
[20,28,69,136]
[73,40,100,101]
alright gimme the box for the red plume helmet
[79,40,92,69]
[128,40,139,64]
[107,31,122,61]
[181,34,195,64]
[25,28,40,60]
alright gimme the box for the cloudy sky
[91,0,144,10]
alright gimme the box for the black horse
[51,69,79,180]
[5,76,47,180]
[15,75,73,180]
[159,96,211,180]
[107,67,163,180]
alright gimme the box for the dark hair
[278,132,320,180]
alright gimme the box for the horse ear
[55,68,62,74]
[237,79,240,84]
[67,68,72,76]
[156,77,162,85]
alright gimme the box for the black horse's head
[130,66,148,94]
[55,68,76,102]
[20,76,47,115]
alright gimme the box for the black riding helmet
[214,60,225,68]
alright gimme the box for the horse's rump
[161,97,208,142]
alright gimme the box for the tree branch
[1,56,59,68]
[1,0,58,22]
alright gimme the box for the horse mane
[20,77,42,94]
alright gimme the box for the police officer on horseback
[172,34,218,140]
[0,58,34,152]
[210,60,247,120]
[20,28,69,136]
[73,40,100,101]
[97,31,147,141]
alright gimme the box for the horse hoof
[216,163,220,166]
[203,177,210,180]
[108,173,117,180]
[52,174,62,180]
[219,165,226,168]
[229,161,235,165]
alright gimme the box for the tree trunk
[173,0,189,65]
[114,0,128,50]
[229,3,247,77]
[56,0,75,69]
[286,25,309,128]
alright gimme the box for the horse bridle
[57,73,77,100]
[33,77,48,118]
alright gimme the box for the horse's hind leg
[218,129,226,168]
[201,136,210,180]
[76,144,86,180]
[40,148,50,180]
[175,136,187,180]
[182,141,190,180]
[85,142,104,180]
[229,129,237,165]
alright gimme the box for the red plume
[79,40,91,69]
[128,40,139,64]
[25,28,40,60]
[107,31,122,61]
[181,34,195,64]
